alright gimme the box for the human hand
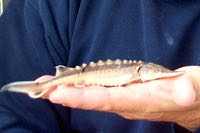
[38,66,200,132]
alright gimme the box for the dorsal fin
[55,65,74,76]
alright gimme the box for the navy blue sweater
[0,0,200,132]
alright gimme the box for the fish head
[138,63,184,82]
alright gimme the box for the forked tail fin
[0,81,48,98]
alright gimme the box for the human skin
[36,66,200,132]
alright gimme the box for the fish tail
[0,81,46,98]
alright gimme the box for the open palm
[37,66,200,131]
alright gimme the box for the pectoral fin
[74,80,86,87]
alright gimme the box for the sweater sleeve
[0,0,71,132]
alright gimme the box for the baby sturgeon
[0,59,184,98]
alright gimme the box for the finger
[48,82,176,112]
[49,85,113,111]
[172,74,196,107]
[176,66,200,99]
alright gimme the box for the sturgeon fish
[0,59,184,98]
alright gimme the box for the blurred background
[0,0,9,15]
